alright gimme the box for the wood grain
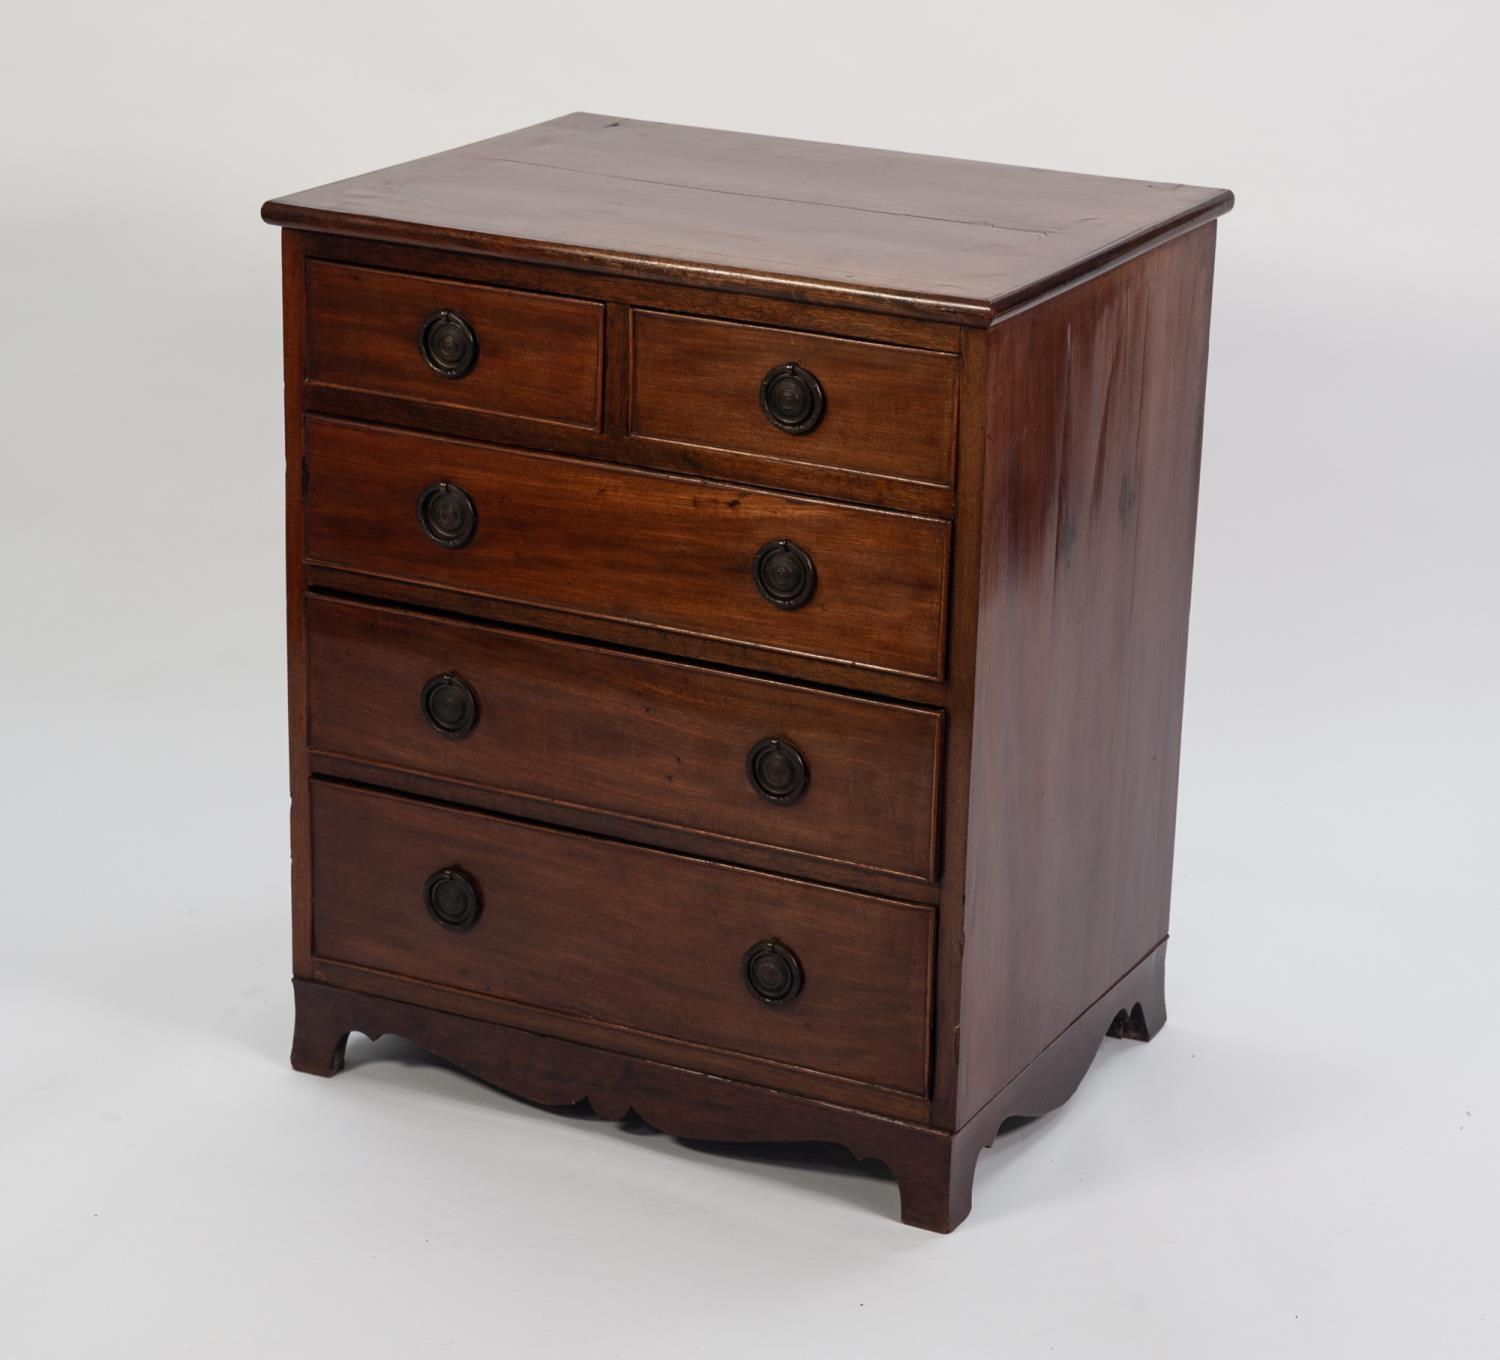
[297,230,962,350]
[302,417,952,681]
[290,942,1164,1230]
[268,119,1231,1228]
[305,594,944,882]
[309,951,931,1119]
[928,326,991,1124]
[309,781,934,1094]
[629,310,957,488]
[282,233,314,975]
[306,260,602,429]
[304,749,941,906]
[290,976,954,1224]
[951,223,1218,1123]
[264,113,1232,324]
[290,235,962,516]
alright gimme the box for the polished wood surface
[303,567,946,707]
[306,261,603,429]
[264,113,1231,324]
[295,234,962,517]
[283,234,314,976]
[305,595,944,883]
[304,749,940,908]
[291,942,1163,1231]
[303,416,952,680]
[310,781,934,1095]
[307,950,930,1120]
[951,223,1218,1123]
[927,327,990,1123]
[629,310,957,489]
[270,117,1230,1228]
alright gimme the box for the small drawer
[629,311,958,489]
[305,261,603,429]
[310,782,933,1094]
[303,418,950,681]
[306,596,943,881]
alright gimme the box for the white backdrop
[3,3,1496,1355]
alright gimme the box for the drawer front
[307,596,943,881]
[310,782,933,1094]
[305,261,603,429]
[630,311,958,489]
[303,418,950,680]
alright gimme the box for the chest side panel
[955,223,1219,1124]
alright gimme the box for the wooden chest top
[262,112,1231,324]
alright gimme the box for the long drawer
[310,781,933,1094]
[302,417,951,680]
[305,596,943,881]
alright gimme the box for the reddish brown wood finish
[290,942,1164,1231]
[302,417,951,681]
[949,224,1218,1123]
[305,953,929,1120]
[293,232,960,356]
[263,113,1231,325]
[629,311,957,490]
[282,233,316,977]
[305,750,939,907]
[309,781,933,1095]
[927,326,991,1124]
[269,117,1230,1229]
[305,595,943,883]
[306,261,603,429]
[302,568,946,708]
[293,234,961,518]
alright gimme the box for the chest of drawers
[263,114,1231,1231]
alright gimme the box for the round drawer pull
[759,362,824,435]
[421,672,478,738]
[742,939,803,1005]
[419,309,478,378]
[752,538,816,610]
[424,867,482,931]
[747,737,808,803]
[417,480,477,549]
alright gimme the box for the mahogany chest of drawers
[263,114,1231,1231]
